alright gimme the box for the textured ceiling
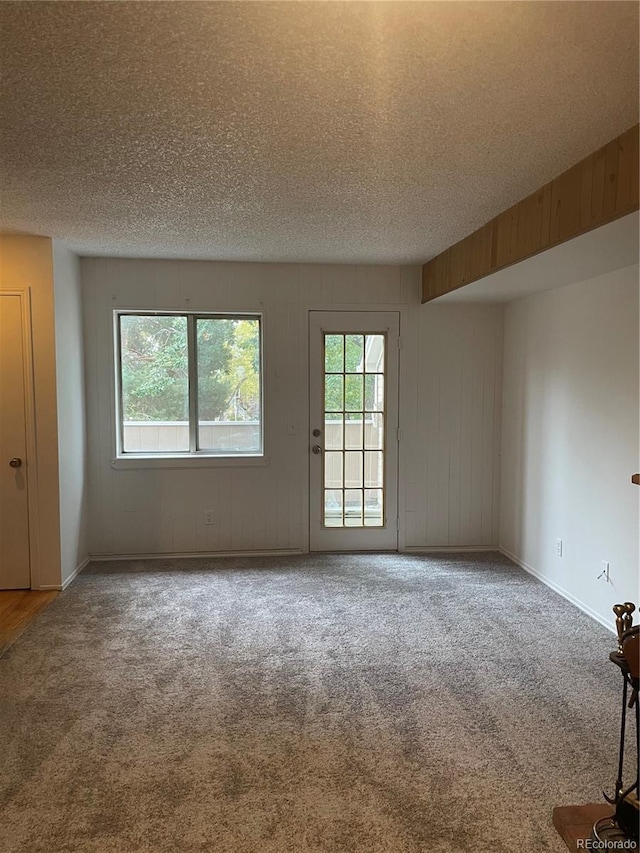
[0,1,638,264]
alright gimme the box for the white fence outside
[123,421,261,453]
[122,420,384,473]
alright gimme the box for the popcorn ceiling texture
[0,1,638,264]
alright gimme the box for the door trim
[1,289,40,588]
[300,303,408,553]
[308,309,400,552]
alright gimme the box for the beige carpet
[0,553,626,852]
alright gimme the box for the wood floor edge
[552,803,615,852]
[0,590,58,658]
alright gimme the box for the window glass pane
[325,418,343,450]
[365,414,384,450]
[344,414,363,449]
[344,489,363,526]
[325,375,344,412]
[365,374,384,412]
[365,335,385,373]
[345,334,364,372]
[324,489,343,527]
[197,317,261,453]
[120,315,189,453]
[325,452,343,488]
[364,451,383,488]
[364,489,383,526]
[344,374,363,411]
[344,451,363,488]
[324,335,344,373]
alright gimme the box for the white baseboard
[88,548,304,562]
[38,556,91,591]
[62,556,91,590]
[401,545,498,553]
[89,547,499,563]
[499,546,616,635]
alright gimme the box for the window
[115,312,263,457]
[323,333,385,527]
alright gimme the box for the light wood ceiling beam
[422,124,639,303]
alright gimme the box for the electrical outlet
[555,539,563,558]
[204,510,215,525]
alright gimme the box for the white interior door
[0,293,31,588]
[309,311,399,551]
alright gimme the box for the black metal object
[604,670,629,805]
[592,606,639,846]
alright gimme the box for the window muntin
[116,312,263,456]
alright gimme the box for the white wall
[81,258,504,556]
[500,264,640,630]
[402,303,503,547]
[0,235,62,588]
[53,242,89,584]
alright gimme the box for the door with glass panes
[309,311,399,551]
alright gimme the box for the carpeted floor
[0,553,627,852]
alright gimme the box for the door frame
[0,289,40,588]
[304,305,405,552]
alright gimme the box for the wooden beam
[422,124,639,303]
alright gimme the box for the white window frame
[112,310,266,469]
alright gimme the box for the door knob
[312,429,322,437]
[311,445,323,455]
[9,457,22,468]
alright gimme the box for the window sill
[111,454,269,470]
